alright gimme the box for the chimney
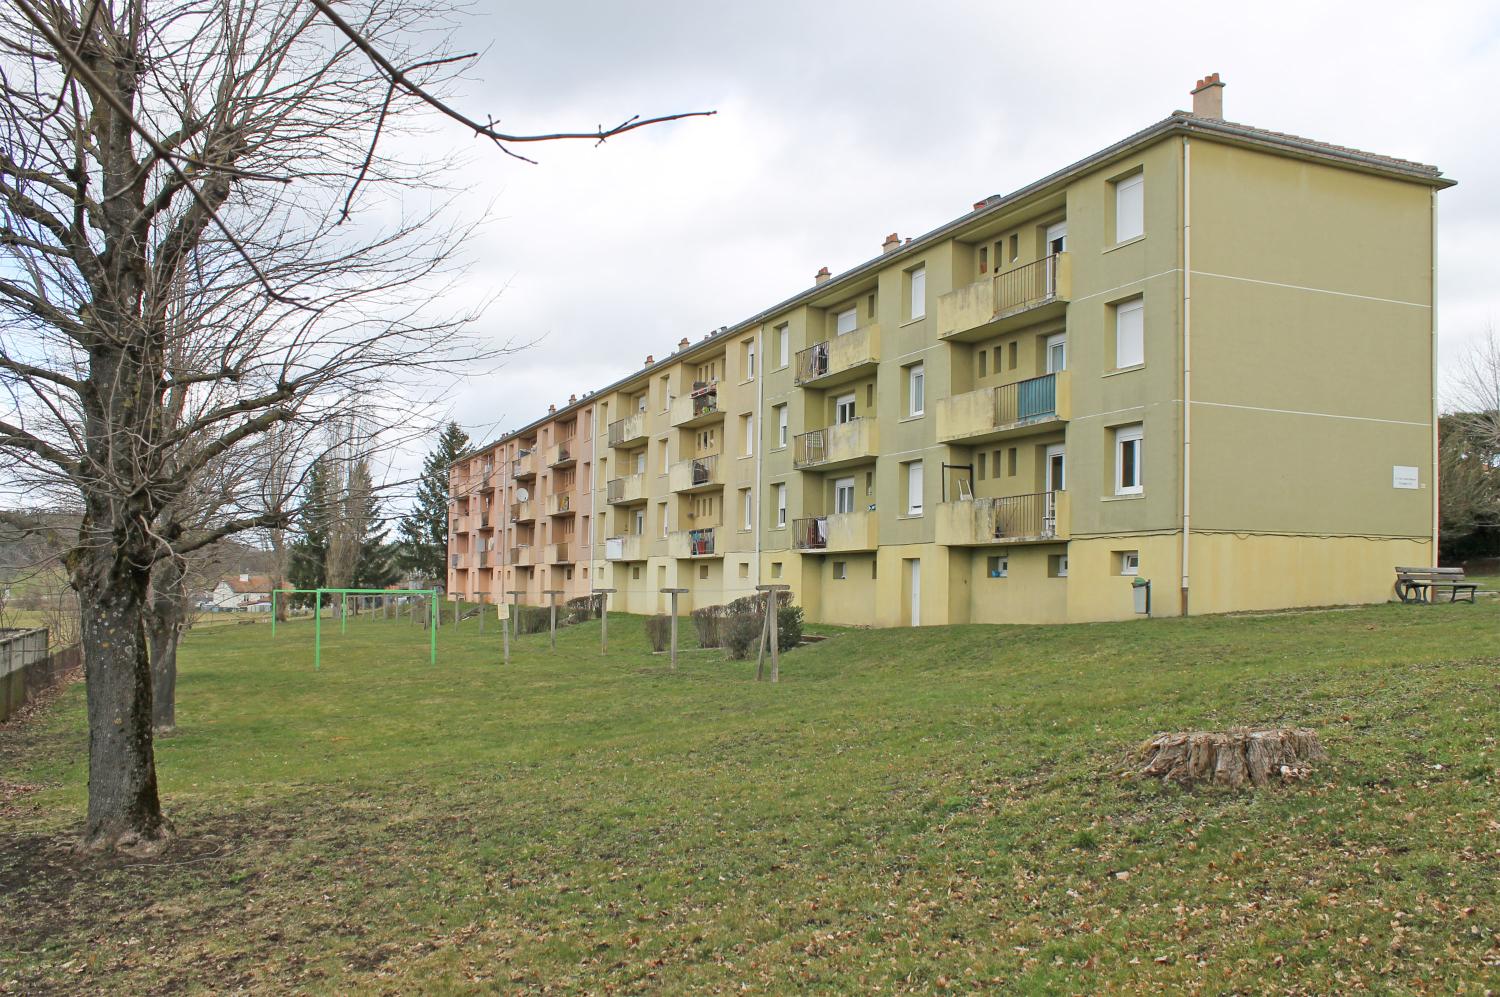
[882,232,901,254]
[678,337,690,350]
[568,393,577,404]
[240,572,250,582]
[644,354,654,366]
[1191,72,1224,120]
[814,266,831,285]
[548,403,556,414]
[972,199,988,212]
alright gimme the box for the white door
[633,509,645,535]
[1046,445,1066,492]
[1045,221,1067,255]
[907,559,921,627]
[1046,333,1067,373]
[834,477,855,514]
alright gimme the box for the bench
[1394,566,1478,604]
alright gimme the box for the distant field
[2,601,1497,992]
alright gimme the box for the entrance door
[1045,445,1066,492]
[1045,221,1067,255]
[906,558,922,627]
[1046,333,1067,373]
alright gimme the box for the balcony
[512,449,538,479]
[608,412,648,449]
[547,491,575,516]
[510,500,535,523]
[452,516,470,535]
[936,491,1070,546]
[791,511,879,553]
[479,508,493,529]
[668,527,719,559]
[545,541,573,564]
[936,371,1071,445]
[606,473,646,505]
[450,553,466,569]
[547,438,576,468]
[795,325,881,389]
[669,382,722,429]
[478,550,490,568]
[479,466,497,491]
[669,453,723,494]
[509,544,536,567]
[937,252,1071,342]
[793,418,879,471]
[604,534,646,561]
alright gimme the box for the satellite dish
[515,487,530,502]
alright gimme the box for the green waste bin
[1132,577,1151,616]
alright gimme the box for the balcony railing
[510,544,535,567]
[791,510,879,552]
[478,550,490,568]
[604,534,646,561]
[511,449,537,478]
[547,491,574,516]
[792,417,878,470]
[669,453,722,493]
[669,382,721,428]
[548,438,575,467]
[936,491,1067,546]
[546,541,571,564]
[673,527,716,557]
[510,500,535,523]
[938,252,1071,341]
[450,554,462,568]
[794,325,880,387]
[606,473,645,505]
[936,371,1069,444]
[608,412,647,448]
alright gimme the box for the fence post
[755,584,790,683]
[595,589,616,656]
[429,591,437,664]
[544,590,563,651]
[501,604,510,665]
[508,591,525,641]
[661,588,687,671]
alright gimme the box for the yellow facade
[451,90,1451,627]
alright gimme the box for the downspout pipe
[1181,136,1193,614]
[1431,190,1440,566]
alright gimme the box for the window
[774,483,787,527]
[1046,221,1067,255]
[631,565,641,580]
[777,324,790,368]
[909,266,926,320]
[699,564,709,580]
[1046,333,1067,373]
[776,404,788,447]
[833,561,848,580]
[1114,297,1144,369]
[1119,551,1140,575]
[1115,424,1144,495]
[659,376,669,410]
[1009,233,1019,262]
[1049,554,1069,578]
[633,508,645,535]
[978,246,988,274]
[741,413,754,456]
[907,363,925,416]
[834,477,855,514]
[659,439,669,474]
[635,450,646,474]
[987,554,1008,578]
[1114,171,1144,242]
[836,307,857,336]
[738,561,749,579]
[659,501,669,536]
[741,488,753,530]
[771,561,783,579]
[1007,447,1017,477]
[906,460,924,515]
[977,349,988,378]
[865,470,874,496]
[742,338,756,380]
[835,393,856,425]
[977,452,987,480]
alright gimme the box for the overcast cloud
[389,0,1499,477]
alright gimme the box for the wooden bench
[1394,566,1478,604]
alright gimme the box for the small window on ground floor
[1117,550,1140,575]
[1048,554,1069,578]
[833,561,848,580]
[772,561,783,578]
[699,564,709,580]
[988,554,1009,578]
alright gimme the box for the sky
[389,0,1499,478]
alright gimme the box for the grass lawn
[2,602,1498,993]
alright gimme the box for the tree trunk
[148,555,187,733]
[76,551,169,852]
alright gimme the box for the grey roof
[454,112,1452,468]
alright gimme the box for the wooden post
[661,588,687,671]
[500,602,510,665]
[544,590,564,651]
[755,584,791,684]
[453,596,460,627]
[594,589,616,656]
[508,590,525,640]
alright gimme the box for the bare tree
[0,0,709,852]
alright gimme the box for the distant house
[205,574,285,612]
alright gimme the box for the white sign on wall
[1392,465,1420,490]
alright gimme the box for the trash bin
[1132,577,1151,616]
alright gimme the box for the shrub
[691,604,730,647]
[513,604,551,635]
[644,614,672,652]
[722,613,762,660]
[725,595,759,616]
[776,603,804,649]
[566,595,601,624]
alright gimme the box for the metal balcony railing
[608,413,645,447]
[973,491,1060,541]
[686,527,715,556]
[689,453,717,486]
[791,516,827,551]
[994,372,1058,426]
[995,253,1061,315]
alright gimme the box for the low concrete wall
[1,628,78,723]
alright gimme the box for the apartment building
[451,75,1451,627]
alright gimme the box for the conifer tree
[398,422,470,588]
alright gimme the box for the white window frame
[906,460,924,516]
[909,266,926,321]
[1046,333,1067,373]
[836,307,857,336]
[835,392,857,425]
[1115,297,1144,369]
[908,363,925,416]
[988,554,1008,578]
[1121,551,1140,575]
[774,483,787,528]
[834,477,855,515]
[660,501,669,537]
[1115,424,1144,496]
[742,414,754,457]
[778,324,790,368]
[776,404,788,447]
[1115,171,1144,243]
[1057,554,1069,578]
[744,339,756,380]
[833,560,848,580]
[742,489,753,530]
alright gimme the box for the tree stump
[1130,728,1326,788]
